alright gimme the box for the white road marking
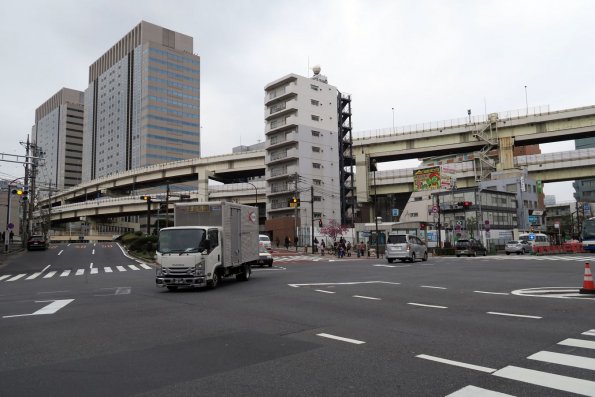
[408,303,447,309]
[373,264,397,268]
[60,270,71,277]
[493,365,595,396]
[420,285,447,289]
[58,250,63,255]
[487,312,541,319]
[0,275,11,281]
[37,290,70,294]
[474,291,509,295]
[353,295,381,300]
[3,299,74,318]
[6,274,26,282]
[128,265,140,271]
[67,244,71,247]
[75,269,84,276]
[104,267,113,273]
[288,281,401,287]
[558,338,595,350]
[317,333,365,345]
[416,354,495,373]
[92,249,95,255]
[315,289,336,294]
[43,271,57,279]
[90,268,98,274]
[528,351,595,371]
[446,385,515,396]
[26,273,42,280]
[116,266,126,272]
[139,263,152,269]
[583,329,595,336]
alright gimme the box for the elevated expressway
[43,105,595,223]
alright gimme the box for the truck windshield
[158,228,207,253]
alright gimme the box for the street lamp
[467,109,471,123]
[392,107,395,133]
[245,181,257,204]
[524,85,528,116]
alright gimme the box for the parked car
[455,239,487,257]
[385,233,428,263]
[255,245,273,267]
[505,240,532,255]
[259,234,272,252]
[27,235,48,251]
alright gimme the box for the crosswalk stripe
[75,269,84,276]
[0,275,11,281]
[446,385,515,396]
[583,330,595,337]
[128,265,139,270]
[60,270,71,277]
[26,273,42,280]
[7,274,26,281]
[559,338,595,350]
[104,267,113,273]
[528,351,595,371]
[43,271,57,279]
[116,266,126,272]
[90,268,98,274]
[493,365,595,396]
[139,263,151,269]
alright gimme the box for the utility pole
[22,135,31,244]
[294,173,298,252]
[311,185,315,253]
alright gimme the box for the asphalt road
[0,245,594,396]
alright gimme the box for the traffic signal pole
[4,186,11,253]
[311,186,314,253]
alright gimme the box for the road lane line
[408,303,447,309]
[558,338,595,350]
[487,312,541,319]
[43,271,57,279]
[128,265,140,270]
[353,295,381,300]
[104,267,113,273]
[139,263,152,269]
[60,270,71,277]
[116,266,127,272]
[6,274,26,282]
[92,249,95,255]
[57,250,64,255]
[315,289,335,294]
[373,264,397,268]
[317,333,365,345]
[493,365,595,396]
[75,269,84,276]
[288,281,401,287]
[446,385,515,396]
[582,330,595,337]
[529,351,595,371]
[474,291,509,295]
[416,354,495,373]
[420,285,447,289]
[0,275,11,281]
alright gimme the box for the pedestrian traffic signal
[420,222,426,230]
[318,219,323,227]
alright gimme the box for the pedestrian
[346,241,351,257]
[320,240,325,256]
[275,237,280,248]
[1,231,4,243]
[294,236,298,247]
[9,230,13,243]
[284,236,290,250]
[359,241,366,257]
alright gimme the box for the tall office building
[33,88,85,191]
[82,21,200,182]
[263,67,353,240]
[574,137,595,203]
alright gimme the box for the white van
[259,234,272,251]
[519,233,550,247]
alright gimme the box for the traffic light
[288,197,300,208]
[12,188,28,201]
[141,195,151,201]
[420,222,426,230]
[318,219,323,227]
[463,201,472,209]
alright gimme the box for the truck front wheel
[208,271,220,289]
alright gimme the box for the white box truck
[156,201,259,290]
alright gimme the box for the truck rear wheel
[236,264,251,281]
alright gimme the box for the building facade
[82,21,200,182]
[574,137,595,203]
[33,88,85,192]
[263,69,350,242]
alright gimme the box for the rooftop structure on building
[82,21,200,182]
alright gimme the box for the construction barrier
[531,243,585,256]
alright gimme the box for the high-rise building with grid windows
[82,21,200,182]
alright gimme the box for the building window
[313,196,322,202]
[312,146,321,153]
[311,115,320,121]
[312,163,321,169]
[410,212,419,217]
[310,84,319,91]
[313,179,322,186]
[311,99,319,106]
[311,130,320,137]
[414,196,422,201]
[314,212,322,219]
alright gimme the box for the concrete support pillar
[355,153,372,204]
[498,136,515,170]
[197,168,212,202]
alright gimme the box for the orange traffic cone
[580,262,595,294]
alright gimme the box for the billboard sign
[413,166,441,192]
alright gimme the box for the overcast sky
[1,0,593,202]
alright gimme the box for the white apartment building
[263,69,351,240]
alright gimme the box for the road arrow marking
[3,299,74,318]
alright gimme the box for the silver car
[385,233,428,263]
[505,240,532,255]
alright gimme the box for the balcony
[265,98,298,121]
[264,82,298,106]
[266,115,298,135]
[266,148,299,166]
[267,129,298,150]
